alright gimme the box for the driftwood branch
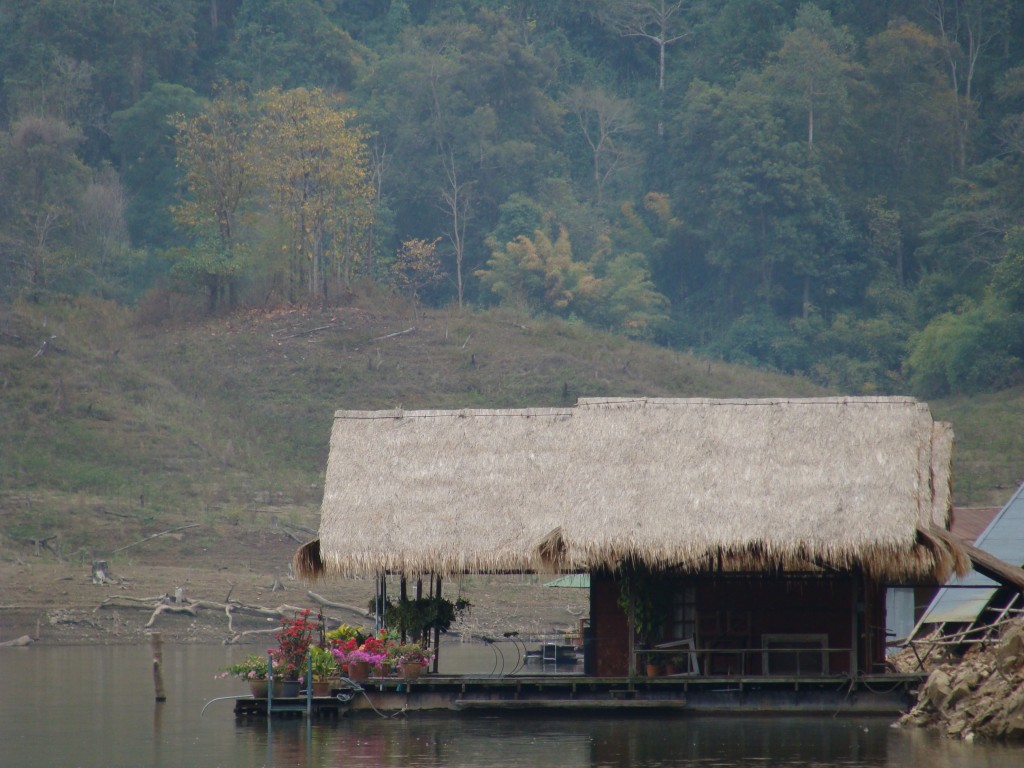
[277,520,318,536]
[96,593,350,641]
[111,524,200,555]
[145,603,196,627]
[0,635,35,647]
[307,591,371,618]
[370,326,415,342]
[280,324,337,340]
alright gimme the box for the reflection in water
[2,645,1023,768]
[234,713,1023,768]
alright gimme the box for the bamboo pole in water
[150,632,167,702]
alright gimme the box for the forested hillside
[2,0,1024,397]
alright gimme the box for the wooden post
[400,576,408,643]
[432,574,442,674]
[150,632,167,702]
[267,650,274,715]
[850,576,860,676]
[306,655,312,719]
[627,588,637,680]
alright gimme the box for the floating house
[294,397,968,713]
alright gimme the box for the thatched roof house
[295,396,966,583]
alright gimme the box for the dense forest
[2,0,1024,397]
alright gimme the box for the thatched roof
[296,397,966,582]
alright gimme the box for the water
[1,645,1021,767]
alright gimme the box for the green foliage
[111,83,204,249]
[308,645,338,681]
[220,653,270,681]
[224,0,367,90]
[615,561,675,646]
[378,595,472,641]
[390,237,445,307]
[907,297,1024,397]
[478,219,669,338]
[6,1,1024,397]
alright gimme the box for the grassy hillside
[2,293,1021,567]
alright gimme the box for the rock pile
[899,618,1024,741]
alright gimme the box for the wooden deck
[227,672,922,718]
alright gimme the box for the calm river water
[1,644,1021,768]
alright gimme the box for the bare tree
[598,0,693,135]
[439,146,472,309]
[564,86,641,205]
[926,0,1010,171]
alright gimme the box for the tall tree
[764,4,856,152]
[856,19,959,235]
[253,87,374,303]
[563,85,641,205]
[172,86,257,311]
[925,0,1013,171]
[225,0,368,90]
[111,83,204,248]
[0,116,88,297]
[597,0,693,136]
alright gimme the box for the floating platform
[233,694,352,720]
[226,673,922,718]
[333,675,921,720]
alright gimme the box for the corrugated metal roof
[950,507,1001,543]
[919,481,1024,625]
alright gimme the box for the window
[761,633,829,675]
[671,584,697,640]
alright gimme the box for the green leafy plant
[616,561,674,647]
[391,641,432,667]
[218,653,269,681]
[308,645,338,681]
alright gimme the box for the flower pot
[249,679,269,698]
[399,662,423,681]
[347,661,371,682]
[312,680,333,697]
[645,663,662,677]
[276,679,301,698]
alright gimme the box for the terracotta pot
[399,662,423,680]
[312,680,332,697]
[645,663,662,677]
[249,679,269,698]
[347,661,371,682]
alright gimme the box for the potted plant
[330,636,387,682]
[393,641,432,680]
[642,651,663,678]
[308,645,339,696]
[272,609,316,696]
[217,653,270,697]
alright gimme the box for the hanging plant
[616,560,674,646]
[373,595,472,641]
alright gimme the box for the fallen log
[307,591,370,618]
[0,634,34,647]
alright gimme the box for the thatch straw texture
[298,397,963,581]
